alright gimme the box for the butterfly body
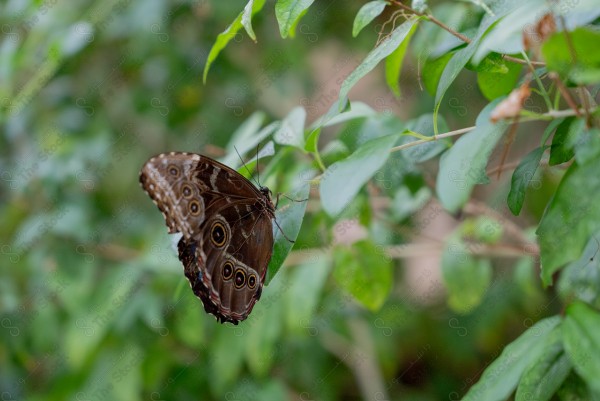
[139,152,275,324]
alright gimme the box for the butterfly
[139,152,275,324]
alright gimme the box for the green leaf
[515,327,572,401]
[462,316,562,401]
[402,113,450,162]
[422,52,453,97]
[285,257,330,333]
[242,0,266,42]
[460,216,504,244]
[468,52,509,73]
[559,233,600,310]
[478,57,523,101]
[542,28,600,85]
[338,18,419,110]
[541,118,564,147]
[537,158,600,286]
[385,20,418,97]
[352,1,388,37]
[313,101,375,129]
[244,273,285,376]
[304,127,321,152]
[472,1,548,64]
[436,100,508,213]
[435,1,516,120]
[266,183,310,284]
[549,117,581,166]
[507,146,546,216]
[275,0,315,39]
[573,127,600,166]
[221,112,272,167]
[434,40,475,114]
[203,0,266,82]
[441,238,492,313]
[563,302,600,393]
[320,133,398,217]
[274,106,306,149]
[333,240,392,311]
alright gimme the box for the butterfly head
[259,186,272,199]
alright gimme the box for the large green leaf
[434,0,519,122]
[273,106,306,149]
[352,1,388,37]
[549,117,580,166]
[203,0,266,82]
[333,240,392,311]
[515,327,572,401]
[558,233,600,310]
[507,146,547,216]
[441,238,492,313]
[385,20,419,97]
[472,0,547,63]
[275,0,315,38]
[221,112,273,167]
[402,113,450,163]
[285,257,330,333]
[562,302,600,392]
[241,0,264,41]
[338,18,419,110]
[537,158,600,286]
[436,100,508,213]
[573,127,600,166]
[422,52,453,97]
[320,133,398,216]
[542,28,600,85]
[477,57,523,101]
[476,0,600,65]
[266,183,310,284]
[462,316,562,401]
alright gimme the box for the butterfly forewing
[140,152,275,324]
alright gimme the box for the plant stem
[549,73,582,118]
[390,126,475,153]
[521,51,554,111]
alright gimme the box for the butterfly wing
[179,200,274,324]
[139,152,260,239]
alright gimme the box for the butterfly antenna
[233,146,260,187]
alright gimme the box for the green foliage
[338,18,419,110]
[352,1,388,38]
[436,100,508,213]
[441,237,492,313]
[537,158,600,286]
[333,240,392,311]
[2,0,600,400]
[320,133,398,216]
[507,146,546,215]
[542,27,600,85]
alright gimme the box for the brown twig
[496,116,520,180]
[550,72,582,118]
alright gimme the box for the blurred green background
[0,0,560,400]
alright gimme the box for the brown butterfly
[139,152,275,324]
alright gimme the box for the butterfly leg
[274,192,309,209]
